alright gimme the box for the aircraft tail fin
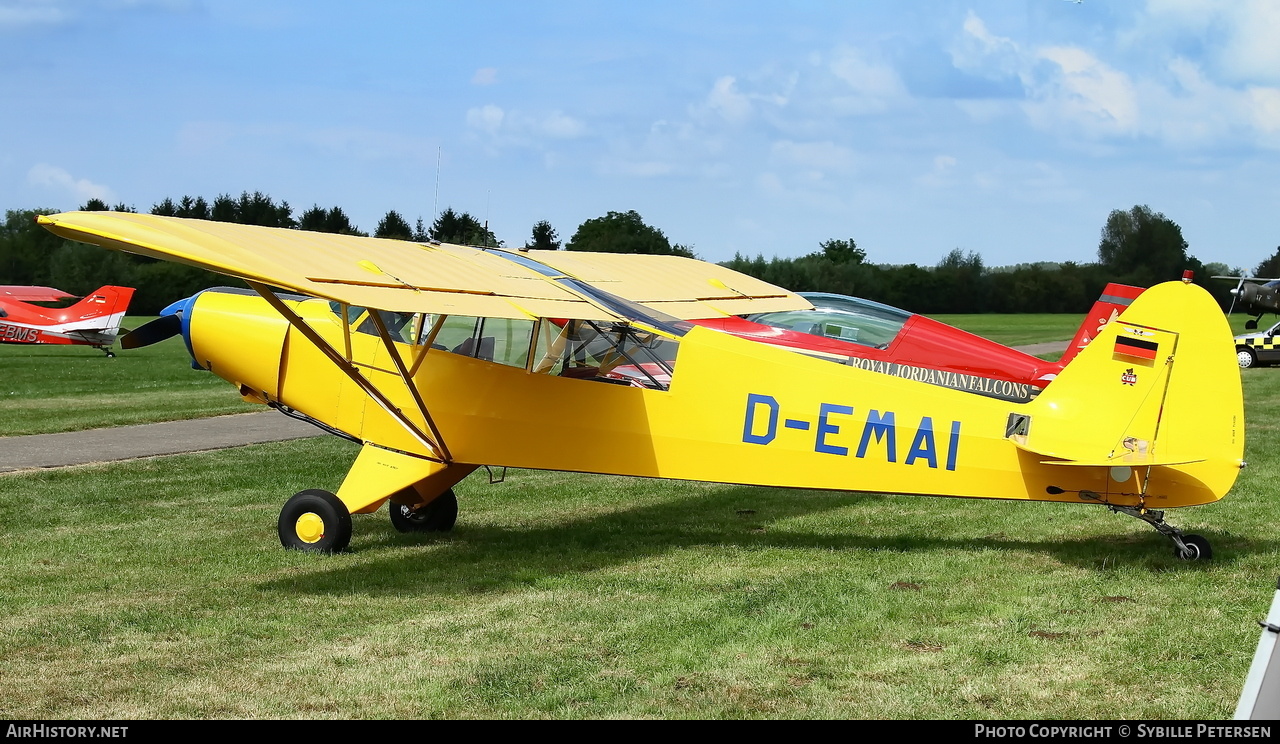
[65,285,135,334]
[1057,283,1145,366]
[1011,279,1243,500]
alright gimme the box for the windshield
[483,249,691,337]
[748,293,912,349]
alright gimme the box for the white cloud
[951,10,1022,79]
[1218,2,1280,83]
[825,47,906,114]
[471,67,497,86]
[466,105,586,144]
[1247,87,1280,134]
[465,105,505,135]
[917,155,960,189]
[598,159,672,178]
[1026,46,1139,136]
[539,111,585,139]
[0,0,68,28]
[1144,0,1280,85]
[27,163,113,203]
[706,76,753,123]
[769,140,855,174]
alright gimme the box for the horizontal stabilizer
[0,285,76,303]
[1039,456,1206,467]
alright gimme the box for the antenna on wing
[433,147,441,226]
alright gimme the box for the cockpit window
[323,299,676,385]
[749,309,905,348]
[533,318,677,390]
[328,302,425,345]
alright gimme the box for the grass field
[0,311,1277,719]
[1,317,255,436]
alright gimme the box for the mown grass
[0,368,1277,719]
[0,316,256,435]
[935,307,1266,346]
[931,314,1081,347]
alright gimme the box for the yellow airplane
[38,211,1246,559]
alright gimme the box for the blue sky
[2,0,1278,271]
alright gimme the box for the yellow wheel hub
[295,512,326,544]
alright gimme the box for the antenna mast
[433,147,441,225]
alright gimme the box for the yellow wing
[37,212,809,321]
[524,250,811,317]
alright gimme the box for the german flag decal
[1114,335,1159,364]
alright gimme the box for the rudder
[1014,280,1243,502]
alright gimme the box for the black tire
[1175,534,1212,561]
[389,488,458,533]
[1238,347,1258,369]
[278,489,352,553]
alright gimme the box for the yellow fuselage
[187,281,1243,517]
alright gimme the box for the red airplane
[0,285,136,356]
[689,283,1145,404]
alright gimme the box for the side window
[483,317,534,368]
[436,315,534,368]
[329,303,430,346]
[436,315,482,356]
[355,310,414,343]
[532,318,677,389]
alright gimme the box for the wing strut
[365,308,453,463]
[247,282,449,463]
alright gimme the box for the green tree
[206,191,293,227]
[429,207,499,246]
[1254,248,1280,279]
[566,210,692,257]
[1097,205,1199,286]
[0,208,62,285]
[152,195,212,220]
[47,241,136,296]
[813,238,865,264]
[300,205,363,235]
[375,210,414,240]
[525,220,561,250]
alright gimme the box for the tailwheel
[389,488,458,533]
[279,489,352,553]
[1174,534,1213,562]
[1110,505,1213,562]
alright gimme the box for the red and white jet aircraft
[0,285,135,356]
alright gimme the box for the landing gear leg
[1110,505,1212,561]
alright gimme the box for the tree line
[0,192,1264,316]
[724,205,1253,314]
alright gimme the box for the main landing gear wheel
[1175,534,1213,562]
[278,489,352,553]
[389,488,458,533]
[1238,348,1258,369]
